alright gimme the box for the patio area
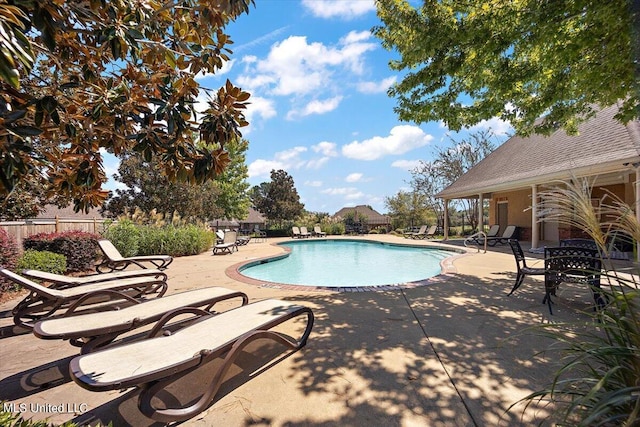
[0,235,604,426]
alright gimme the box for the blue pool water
[239,239,455,288]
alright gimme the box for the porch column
[443,199,449,240]
[636,166,640,262]
[478,193,484,232]
[531,184,539,249]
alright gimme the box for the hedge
[23,231,100,272]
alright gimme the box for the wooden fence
[0,217,110,248]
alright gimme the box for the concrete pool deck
[0,235,607,426]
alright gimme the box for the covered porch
[435,103,640,256]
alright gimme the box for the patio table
[543,246,605,314]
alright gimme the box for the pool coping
[225,237,472,293]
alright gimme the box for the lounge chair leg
[138,308,314,423]
[13,298,64,330]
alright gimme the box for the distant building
[333,205,391,233]
[210,207,266,232]
[36,204,105,220]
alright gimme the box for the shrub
[137,225,213,256]
[329,223,345,235]
[102,219,140,256]
[104,223,214,257]
[0,229,20,292]
[259,228,289,238]
[24,231,99,272]
[16,250,67,275]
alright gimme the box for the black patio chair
[507,239,546,296]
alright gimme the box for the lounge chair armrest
[64,290,141,316]
[147,307,214,338]
[204,292,249,311]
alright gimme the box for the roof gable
[333,205,390,224]
[438,103,640,199]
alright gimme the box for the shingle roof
[333,205,390,225]
[37,204,105,219]
[210,207,265,228]
[437,103,640,199]
[244,207,266,224]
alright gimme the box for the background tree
[0,179,45,220]
[411,130,496,233]
[250,169,304,228]
[102,138,250,222]
[205,138,251,220]
[384,190,430,230]
[0,0,253,212]
[410,161,449,233]
[373,0,638,135]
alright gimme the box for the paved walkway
[0,235,601,426]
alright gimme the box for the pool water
[239,239,455,288]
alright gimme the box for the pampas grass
[516,177,640,426]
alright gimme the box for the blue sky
[104,0,512,215]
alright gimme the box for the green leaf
[165,50,176,68]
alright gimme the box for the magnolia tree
[0,0,253,212]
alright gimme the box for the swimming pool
[238,239,457,288]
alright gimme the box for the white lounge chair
[485,225,518,246]
[22,268,167,290]
[313,225,327,237]
[411,225,437,239]
[34,287,248,353]
[0,269,167,329]
[96,239,173,273]
[404,225,426,239]
[212,230,238,254]
[70,299,314,422]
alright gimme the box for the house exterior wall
[487,179,637,243]
[489,189,531,229]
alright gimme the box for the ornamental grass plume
[515,177,640,426]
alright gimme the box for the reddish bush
[24,231,100,272]
[0,229,20,292]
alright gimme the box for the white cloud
[247,159,284,178]
[342,125,433,161]
[238,34,377,98]
[234,27,290,53]
[345,191,365,200]
[468,116,513,136]
[312,141,338,157]
[287,96,343,119]
[305,180,323,187]
[391,159,422,170]
[245,96,277,123]
[248,146,308,178]
[301,0,376,19]
[321,187,365,200]
[345,173,363,182]
[307,156,330,169]
[357,76,396,94]
[277,146,307,162]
